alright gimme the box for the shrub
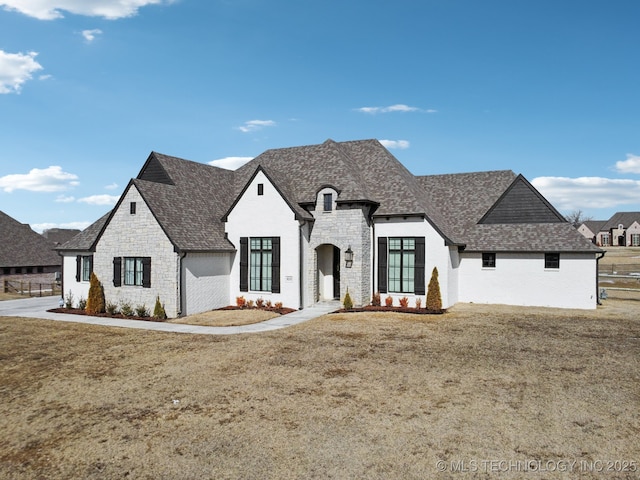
[399,296,409,308]
[120,301,134,317]
[246,299,255,309]
[153,295,167,320]
[64,290,74,309]
[385,296,393,307]
[371,291,381,306]
[135,304,149,317]
[426,267,442,312]
[236,296,246,308]
[106,301,118,315]
[86,272,105,314]
[274,302,283,310]
[265,300,272,308]
[256,297,265,308]
[78,296,87,310]
[415,297,422,309]
[343,290,353,310]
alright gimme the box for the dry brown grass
[167,308,280,327]
[1,299,639,479]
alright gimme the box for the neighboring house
[580,212,640,247]
[57,139,602,316]
[42,228,81,247]
[0,210,62,283]
[577,220,607,245]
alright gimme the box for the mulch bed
[47,308,161,322]
[218,305,297,315]
[333,305,445,315]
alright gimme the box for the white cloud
[0,166,79,192]
[104,182,118,190]
[614,154,640,174]
[379,139,410,150]
[532,176,640,212]
[81,29,103,42]
[0,50,43,94]
[209,156,253,170]
[237,119,276,133]
[55,194,76,203]
[78,194,119,206]
[32,221,91,233]
[355,104,436,115]
[0,0,170,20]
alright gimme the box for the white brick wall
[182,252,231,315]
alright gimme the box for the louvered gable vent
[479,175,565,224]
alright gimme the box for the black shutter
[89,255,94,275]
[239,237,248,292]
[378,237,388,294]
[142,257,151,288]
[75,255,81,282]
[414,237,426,295]
[271,237,280,293]
[113,257,122,287]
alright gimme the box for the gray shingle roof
[602,212,640,231]
[56,211,111,251]
[0,210,61,267]
[581,220,608,234]
[58,139,601,255]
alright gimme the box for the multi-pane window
[124,257,145,286]
[632,234,640,247]
[545,253,560,269]
[482,252,496,268]
[81,255,93,281]
[601,233,610,246]
[388,238,416,293]
[323,193,333,211]
[250,238,273,291]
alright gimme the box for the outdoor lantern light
[345,245,353,268]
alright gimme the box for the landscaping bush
[86,272,105,314]
[343,290,353,310]
[106,301,119,315]
[399,297,409,308]
[426,267,442,311]
[415,297,422,309]
[135,304,149,318]
[64,290,74,309]
[385,296,393,307]
[120,301,134,317]
[236,296,246,308]
[78,296,87,310]
[256,297,265,308]
[153,295,167,320]
[371,291,381,306]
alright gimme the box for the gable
[137,153,175,185]
[479,175,565,224]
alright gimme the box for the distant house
[58,139,602,316]
[0,211,62,283]
[579,212,640,247]
[42,228,81,247]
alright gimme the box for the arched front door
[316,244,340,301]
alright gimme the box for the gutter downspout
[178,251,187,316]
[596,250,606,305]
[299,224,304,310]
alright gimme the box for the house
[577,220,607,245]
[579,212,640,247]
[57,139,602,316]
[41,228,82,247]
[0,210,63,283]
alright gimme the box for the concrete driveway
[0,296,339,335]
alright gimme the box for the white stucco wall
[225,170,301,309]
[61,253,90,306]
[458,252,598,309]
[94,186,180,317]
[181,252,232,315]
[374,217,452,308]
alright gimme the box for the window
[125,257,144,285]
[323,193,333,212]
[130,202,136,214]
[116,257,151,287]
[545,253,560,269]
[482,252,496,268]
[26,267,33,274]
[250,238,273,291]
[388,238,416,293]
[632,234,640,247]
[81,256,92,281]
[2,268,10,275]
[257,183,264,196]
[601,233,610,246]
[15,267,22,274]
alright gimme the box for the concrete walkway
[0,296,341,335]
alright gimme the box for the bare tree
[565,209,593,227]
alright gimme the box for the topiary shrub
[426,267,442,312]
[343,290,353,310]
[153,295,167,320]
[86,272,106,314]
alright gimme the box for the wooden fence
[3,280,62,298]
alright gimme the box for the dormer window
[323,193,333,212]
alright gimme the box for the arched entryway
[316,244,340,301]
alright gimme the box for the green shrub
[153,295,167,320]
[106,301,118,315]
[86,272,105,314]
[343,290,353,310]
[120,301,134,317]
[135,304,149,317]
[64,290,74,309]
[426,267,442,312]
[78,296,87,310]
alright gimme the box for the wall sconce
[345,245,353,268]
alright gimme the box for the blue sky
[1,0,639,232]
